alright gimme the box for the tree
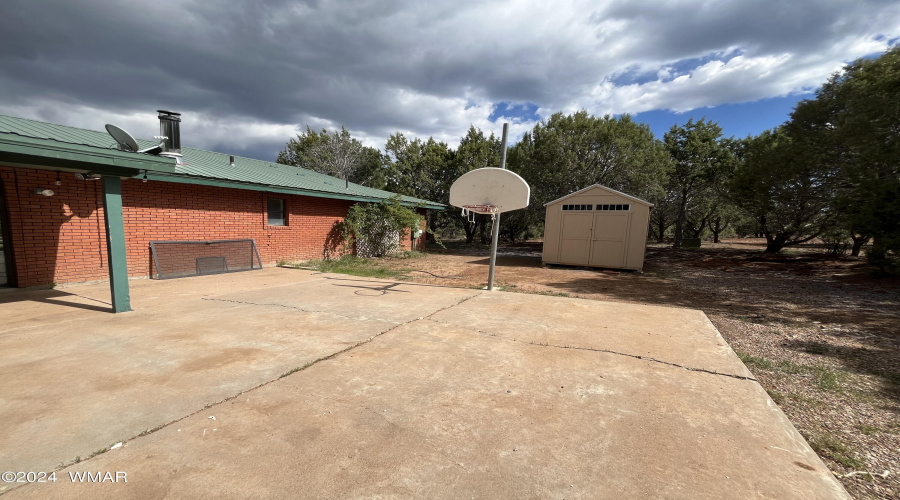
[811,47,900,265]
[452,126,501,243]
[521,111,670,203]
[706,202,743,243]
[738,48,900,261]
[729,128,838,253]
[277,126,385,187]
[383,133,456,240]
[693,137,743,243]
[683,195,718,240]
[664,118,734,247]
[500,141,542,242]
[648,189,678,242]
[513,111,671,242]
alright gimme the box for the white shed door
[558,213,593,264]
[589,213,629,268]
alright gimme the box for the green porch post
[101,176,131,312]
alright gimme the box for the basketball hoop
[461,204,502,223]
[448,124,530,291]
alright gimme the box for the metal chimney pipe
[157,110,181,153]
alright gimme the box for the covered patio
[0,123,177,311]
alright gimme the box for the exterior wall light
[34,189,55,197]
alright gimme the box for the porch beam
[101,176,131,312]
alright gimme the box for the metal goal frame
[149,239,263,280]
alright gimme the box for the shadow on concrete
[320,275,465,291]
[330,281,412,295]
[465,256,543,268]
[0,288,112,313]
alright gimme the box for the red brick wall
[120,178,355,278]
[0,166,428,287]
[0,167,111,286]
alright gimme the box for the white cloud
[582,32,895,115]
[1,0,898,157]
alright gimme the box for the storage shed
[542,185,653,271]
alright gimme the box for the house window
[267,198,286,226]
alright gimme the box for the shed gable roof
[544,184,654,208]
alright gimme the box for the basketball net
[460,205,503,234]
[461,205,501,224]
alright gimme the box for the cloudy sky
[1,0,898,161]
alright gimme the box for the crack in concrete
[4,292,482,495]
[201,296,364,322]
[425,318,758,383]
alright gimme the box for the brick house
[0,112,441,311]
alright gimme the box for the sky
[1,0,898,162]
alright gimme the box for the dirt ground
[374,238,900,499]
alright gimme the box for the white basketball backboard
[449,168,530,214]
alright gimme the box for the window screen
[267,198,286,226]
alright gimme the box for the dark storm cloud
[0,0,898,157]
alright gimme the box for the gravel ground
[376,238,900,499]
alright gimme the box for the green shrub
[341,197,437,257]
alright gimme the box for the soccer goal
[149,239,263,280]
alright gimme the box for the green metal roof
[0,115,177,175]
[0,114,443,209]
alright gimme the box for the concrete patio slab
[429,291,752,378]
[0,269,476,479]
[0,267,329,330]
[0,269,848,498]
[210,274,479,325]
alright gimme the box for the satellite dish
[105,124,139,153]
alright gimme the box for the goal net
[149,239,263,280]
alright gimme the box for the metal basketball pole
[487,122,509,291]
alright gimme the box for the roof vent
[157,110,181,152]
[230,155,235,167]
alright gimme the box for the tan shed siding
[542,206,562,263]
[624,204,650,270]
[559,213,594,264]
[542,185,650,271]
